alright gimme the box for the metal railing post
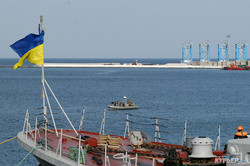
[215,126,221,150]
[35,118,37,145]
[78,135,81,165]
[99,109,106,135]
[124,112,130,138]
[182,120,187,146]
[79,106,85,131]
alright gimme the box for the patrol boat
[108,96,139,110]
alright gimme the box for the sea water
[1,58,250,165]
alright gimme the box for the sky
[0,0,250,59]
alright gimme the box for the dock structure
[182,41,193,64]
[2,60,250,69]
[2,61,250,69]
[199,41,211,62]
[39,63,220,69]
[35,61,248,69]
[218,41,229,61]
[235,42,247,61]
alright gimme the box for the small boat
[223,64,245,70]
[108,96,139,110]
[108,105,139,110]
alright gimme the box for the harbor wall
[1,61,250,69]
[38,60,250,69]
[40,63,221,69]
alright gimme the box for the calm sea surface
[1,58,250,165]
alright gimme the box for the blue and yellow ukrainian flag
[10,29,45,69]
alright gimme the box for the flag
[10,30,45,69]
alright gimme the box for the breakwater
[1,60,250,69]
[41,63,221,69]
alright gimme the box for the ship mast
[40,15,49,151]
[39,16,79,137]
[40,15,47,118]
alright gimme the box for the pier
[31,60,250,69]
[40,62,221,69]
[1,60,250,69]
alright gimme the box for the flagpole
[40,15,48,151]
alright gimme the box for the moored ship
[223,64,245,70]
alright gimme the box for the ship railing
[154,118,161,142]
[22,115,68,161]
[182,120,187,146]
[123,113,168,143]
[78,107,85,131]
[22,109,35,141]
[99,109,106,135]
[105,144,111,166]
[181,120,222,150]
[53,128,86,165]
[124,112,130,138]
[113,152,138,166]
[78,135,86,165]
[214,126,221,150]
[56,128,63,157]
[22,110,45,150]
[152,158,155,166]
[34,117,38,145]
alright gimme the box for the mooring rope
[17,146,42,166]
[0,136,17,145]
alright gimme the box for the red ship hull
[224,67,244,70]
[18,128,226,166]
[224,64,244,70]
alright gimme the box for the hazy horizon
[1,0,249,60]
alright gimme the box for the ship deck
[21,128,191,166]
[17,127,227,166]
